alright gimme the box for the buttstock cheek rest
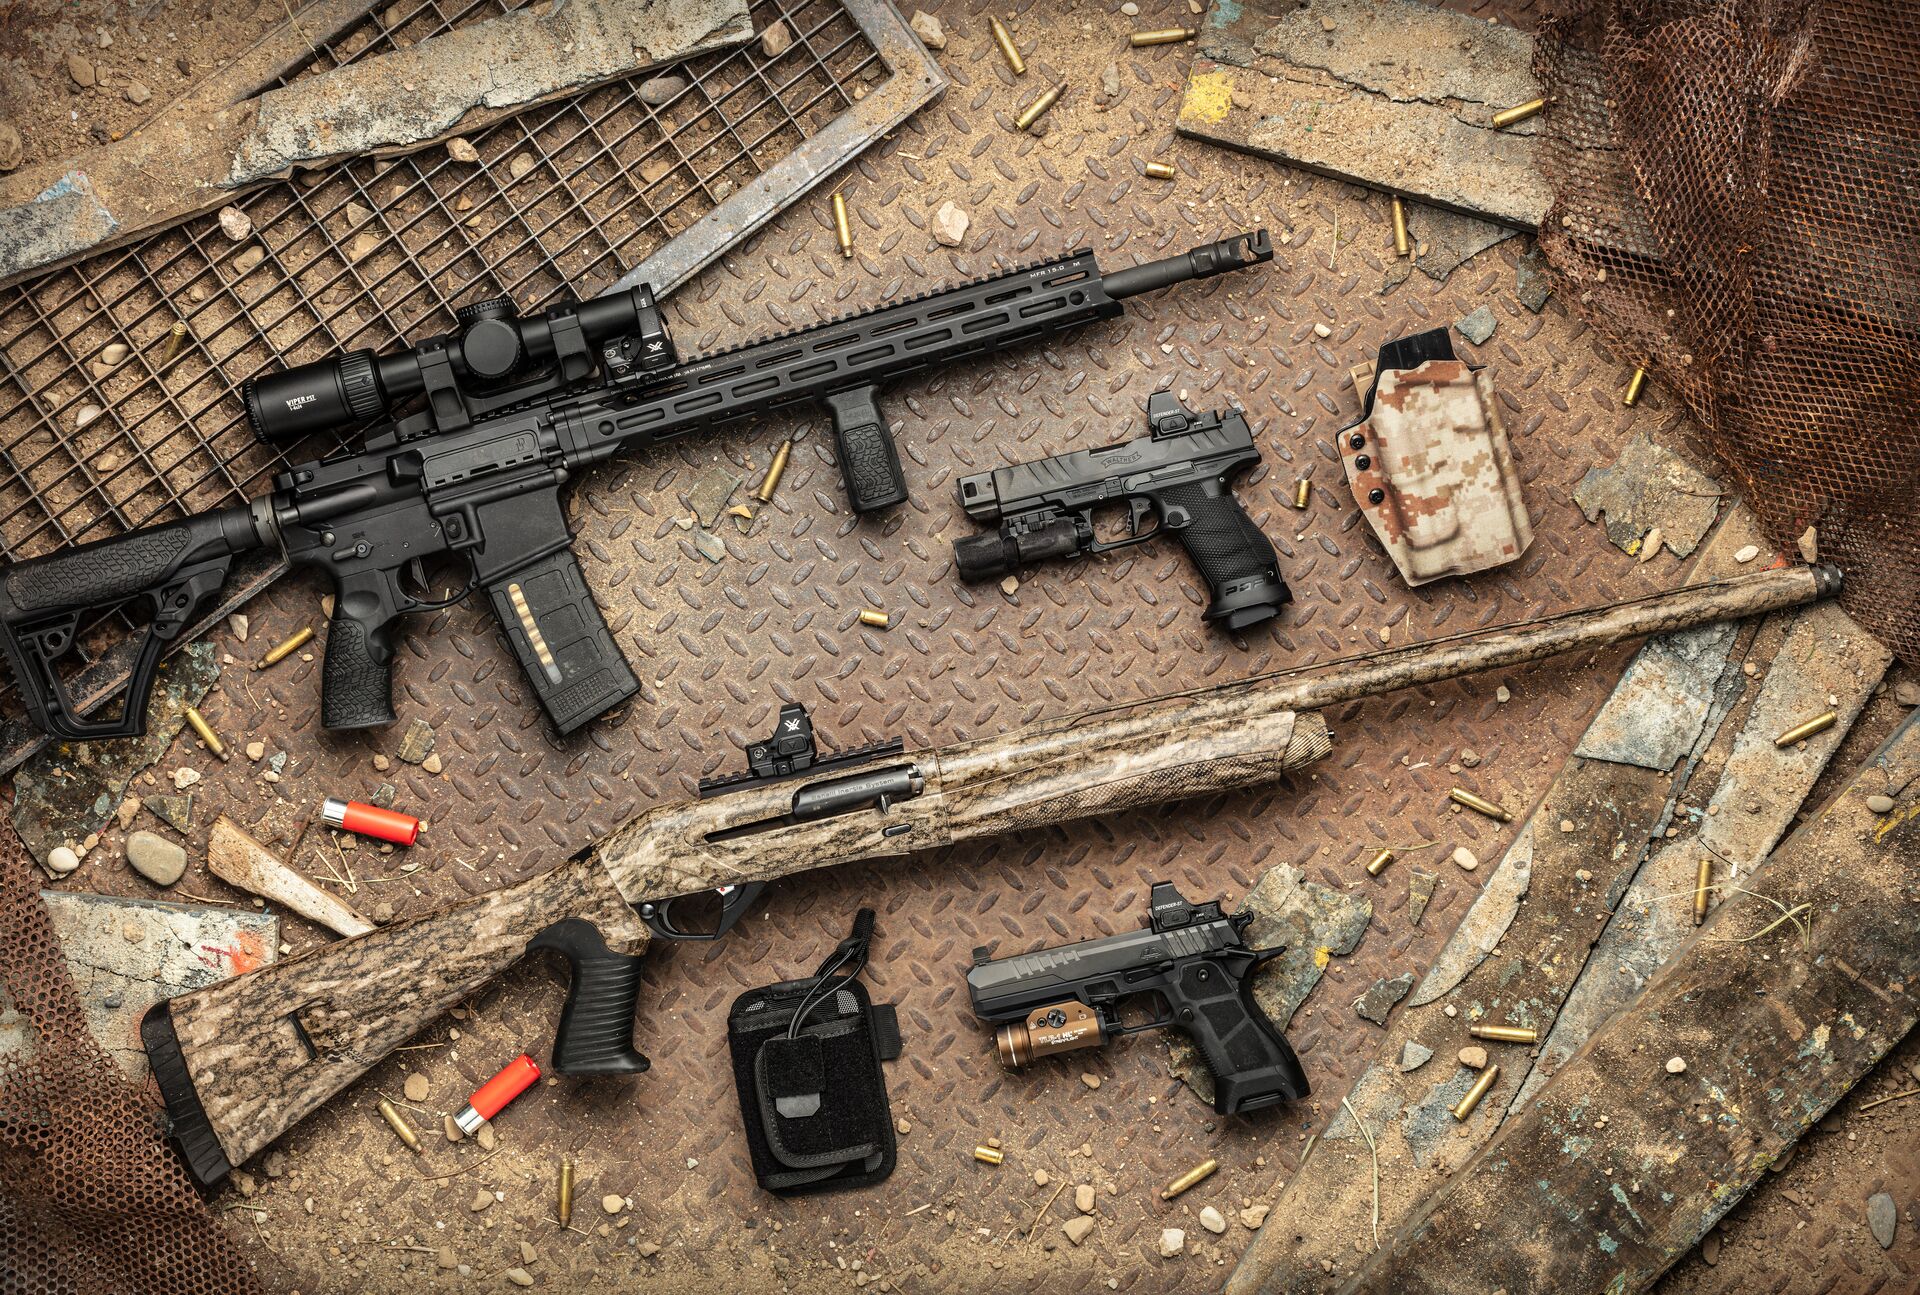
[526,918,650,1075]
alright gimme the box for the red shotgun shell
[320,798,421,846]
[455,1054,541,1134]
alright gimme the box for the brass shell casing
[754,439,792,503]
[1623,366,1648,406]
[991,17,1025,74]
[1492,98,1546,128]
[1468,1024,1538,1045]
[1160,1159,1219,1200]
[1391,195,1410,257]
[185,706,228,760]
[1775,711,1837,747]
[974,1145,1005,1165]
[993,999,1106,1068]
[376,1098,422,1152]
[832,192,852,258]
[160,319,188,365]
[1016,82,1064,132]
[1365,848,1395,877]
[1129,28,1195,47]
[1449,787,1513,822]
[1143,161,1176,180]
[857,608,891,629]
[1451,1063,1501,1120]
[558,1159,575,1228]
[1293,477,1312,509]
[258,626,316,668]
[1693,856,1713,926]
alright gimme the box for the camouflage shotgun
[141,565,1839,1187]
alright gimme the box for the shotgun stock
[143,564,1839,1185]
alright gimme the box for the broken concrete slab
[10,643,219,866]
[1342,712,1920,1294]
[1515,243,1554,312]
[1574,428,1725,560]
[0,0,754,287]
[0,891,277,1082]
[1168,862,1370,1107]
[1179,0,1554,229]
[1383,206,1518,292]
[1573,620,1742,772]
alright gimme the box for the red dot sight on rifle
[243,286,677,446]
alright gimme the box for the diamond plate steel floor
[22,1,1829,1291]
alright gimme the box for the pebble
[1458,1046,1488,1070]
[68,52,97,87]
[246,741,265,761]
[896,1118,911,1135]
[1199,1206,1227,1235]
[436,1246,456,1269]
[423,752,444,774]
[1080,1073,1100,1090]
[509,153,535,180]
[518,1241,537,1264]
[125,80,152,105]
[444,1115,461,1141]
[468,1188,492,1212]
[638,75,687,106]
[1033,1169,1049,1187]
[116,797,140,829]
[0,122,20,172]
[759,20,792,57]
[1000,576,1019,595]
[602,1194,625,1215]
[1061,1215,1095,1246]
[1665,1055,1687,1074]
[1560,819,1576,833]
[637,1241,660,1257]
[1075,1184,1095,1214]
[931,199,969,248]
[1700,1229,1720,1265]
[504,1269,533,1288]
[446,138,479,163]
[217,206,252,241]
[1638,525,1663,563]
[1459,748,1481,768]
[1868,1191,1897,1249]
[101,342,130,366]
[1495,685,1512,703]
[1452,846,1479,872]
[1121,1,1140,13]
[403,1073,430,1102]
[1865,794,1895,814]
[172,767,201,791]
[126,831,187,886]
[1159,1227,1185,1258]
[1893,680,1919,707]
[1733,544,1760,564]
[1313,322,1331,338]
[1797,526,1818,563]
[372,754,391,771]
[76,404,105,431]
[1455,306,1498,345]
[1241,1204,1269,1230]
[48,846,81,875]
[232,247,265,275]
[908,10,946,49]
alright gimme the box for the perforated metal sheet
[18,1,1874,1291]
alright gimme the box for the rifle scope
[243,286,674,445]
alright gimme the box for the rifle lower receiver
[952,392,1290,631]
[967,880,1308,1115]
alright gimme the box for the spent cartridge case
[1623,366,1648,407]
[754,439,792,503]
[1161,1159,1218,1200]
[832,192,852,258]
[1468,1024,1538,1045]
[857,608,891,629]
[1492,98,1546,128]
[1693,857,1712,926]
[1774,711,1836,746]
[1391,195,1410,257]
[377,1098,422,1152]
[1293,477,1312,510]
[1143,160,1176,180]
[160,320,188,365]
[1365,848,1395,877]
[1451,1063,1501,1120]
[258,626,315,668]
[974,1145,1005,1166]
[184,706,228,760]
[558,1159,575,1228]
[1016,82,1064,132]
[1449,788,1513,822]
[991,17,1025,73]
[1130,27,1196,47]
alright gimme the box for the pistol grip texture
[1156,480,1291,631]
[527,918,650,1075]
[825,387,908,513]
[320,608,398,730]
[483,547,639,735]
[1169,956,1309,1115]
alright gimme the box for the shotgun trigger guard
[639,881,766,941]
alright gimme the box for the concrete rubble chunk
[1159,1228,1185,1258]
[932,200,969,247]
[1455,305,1497,344]
[1399,1041,1434,1071]
[1061,1214,1095,1246]
[1867,1192,1896,1249]
[1408,867,1439,926]
[909,10,946,50]
[1355,972,1415,1025]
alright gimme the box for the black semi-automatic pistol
[966,880,1308,1115]
[951,391,1290,630]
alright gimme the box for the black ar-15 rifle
[0,231,1274,741]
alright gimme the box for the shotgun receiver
[0,232,1274,742]
[139,565,1837,1187]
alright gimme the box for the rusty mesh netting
[0,822,260,1295]
[1533,0,1920,661]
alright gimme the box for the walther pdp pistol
[0,232,1272,742]
[951,391,1290,630]
[967,881,1308,1114]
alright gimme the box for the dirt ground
[3,1,1918,1293]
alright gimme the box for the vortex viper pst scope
[243,287,675,445]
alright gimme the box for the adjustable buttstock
[145,851,648,1185]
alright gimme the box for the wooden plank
[0,0,753,288]
[1345,710,1920,1293]
[1176,0,1551,229]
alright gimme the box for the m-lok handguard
[966,880,1308,1115]
[951,392,1290,631]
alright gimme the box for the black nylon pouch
[727,914,902,1195]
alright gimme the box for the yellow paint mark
[1315,946,1332,968]
[1183,70,1237,124]
[1874,799,1919,843]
